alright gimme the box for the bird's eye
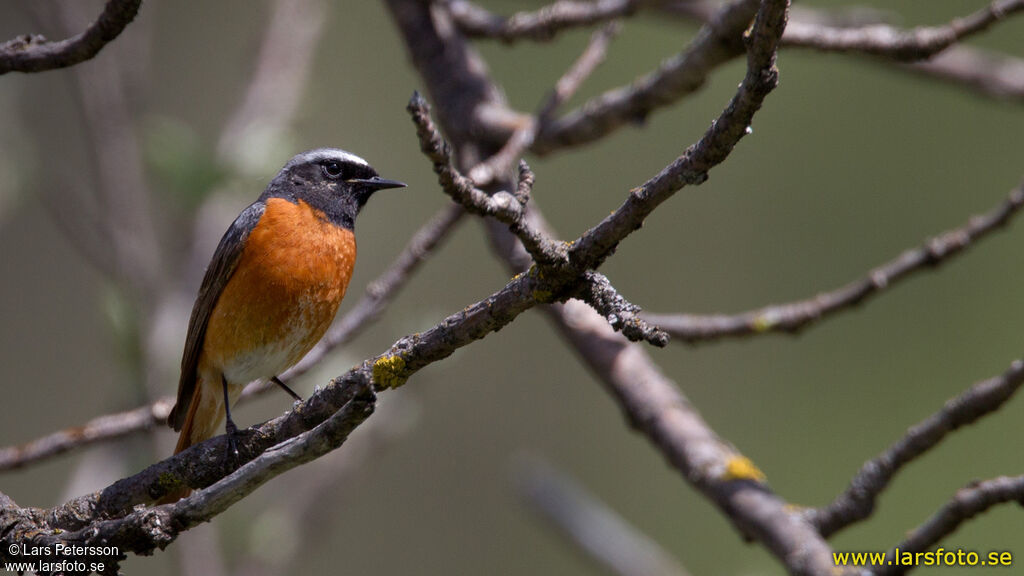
[322,161,343,178]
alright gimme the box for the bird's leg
[222,374,240,459]
[271,375,303,402]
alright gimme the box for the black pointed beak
[350,177,407,191]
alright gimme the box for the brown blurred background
[1,1,1023,574]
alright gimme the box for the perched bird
[161,148,404,503]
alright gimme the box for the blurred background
[1,1,1023,574]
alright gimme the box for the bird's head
[265,148,406,229]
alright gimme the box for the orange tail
[158,375,238,504]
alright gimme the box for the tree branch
[0,204,462,472]
[576,271,668,346]
[531,0,759,155]
[518,457,691,576]
[545,298,848,576]
[446,0,637,42]
[468,21,620,186]
[905,45,1024,102]
[0,0,141,75]
[643,183,1024,343]
[782,0,1024,61]
[807,358,1024,538]
[873,475,1024,576]
[565,0,786,271]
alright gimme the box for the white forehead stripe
[287,148,369,169]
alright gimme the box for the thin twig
[0,0,141,75]
[905,46,1024,102]
[408,94,568,267]
[665,1,1024,104]
[518,457,691,576]
[577,271,668,346]
[531,0,759,155]
[565,0,786,272]
[808,359,1024,538]
[447,0,637,42]
[0,401,173,472]
[643,184,1024,343]
[782,0,1024,61]
[875,475,1024,576]
[468,22,621,186]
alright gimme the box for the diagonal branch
[468,21,620,186]
[905,46,1024,102]
[446,0,637,42]
[807,359,1024,538]
[566,0,786,271]
[531,0,759,155]
[518,457,692,576]
[781,0,1024,61]
[576,271,668,346]
[643,184,1024,343]
[873,475,1024,576]
[0,0,141,75]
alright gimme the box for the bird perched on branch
[160,148,405,504]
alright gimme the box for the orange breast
[200,197,356,384]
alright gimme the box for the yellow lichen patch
[752,314,774,333]
[373,355,408,389]
[532,289,554,303]
[722,455,766,482]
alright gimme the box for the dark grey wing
[168,201,266,431]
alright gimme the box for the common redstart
[162,149,404,503]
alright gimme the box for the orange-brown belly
[199,197,356,385]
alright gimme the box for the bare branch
[873,475,1024,576]
[408,94,568,267]
[566,0,786,271]
[577,271,668,346]
[531,0,759,155]
[783,0,1024,60]
[447,0,636,42]
[906,46,1024,102]
[469,22,621,186]
[0,400,172,472]
[0,0,141,75]
[666,1,1024,104]
[0,204,463,471]
[544,298,848,576]
[518,457,691,576]
[644,184,1024,343]
[807,359,1024,538]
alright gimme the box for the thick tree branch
[807,359,1024,538]
[644,184,1024,343]
[446,0,636,42]
[545,298,847,576]
[0,0,141,75]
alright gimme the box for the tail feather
[158,375,236,505]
